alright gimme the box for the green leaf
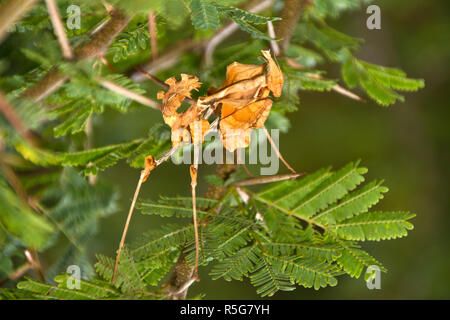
[0,180,54,250]
[210,244,258,281]
[257,162,366,220]
[265,254,340,290]
[215,4,281,24]
[313,180,389,224]
[333,211,415,241]
[216,4,279,40]
[250,253,295,297]
[191,0,220,30]
[342,57,425,106]
[336,241,386,278]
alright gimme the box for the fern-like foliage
[48,73,147,137]
[11,123,170,175]
[189,0,280,39]
[5,162,415,298]
[0,178,54,251]
[0,0,423,301]
[191,0,220,30]
[108,23,150,63]
[341,58,425,106]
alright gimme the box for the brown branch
[148,11,158,61]
[0,262,33,287]
[0,0,39,43]
[21,8,133,101]
[179,0,191,13]
[133,67,197,105]
[285,57,364,102]
[0,91,35,145]
[234,172,304,187]
[267,21,280,56]
[45,0,73,60]
[24,249,45,283]
[0,157,28,203]
[276,0,310,54]
[134,67,169,90]
[0,144,47,283]
[96,77,161,109]
[130,39,202,82]
[162,250,195,300]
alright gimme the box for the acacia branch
[131,0,275,79]
[0,0,39,43]
[148,11,158,61]
[285,58,364,102]
[21,8,133,101]
[0,92,35,144]
[96,77,161,109]
[276,0,310,53]
[130,39,202,82]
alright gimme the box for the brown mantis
[111,50,298,285]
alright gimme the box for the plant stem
[45,0,74,60]
[148,11,158,61]
[276,0,310,53]
[21,8,133,102]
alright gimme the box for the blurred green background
[47,0,450,299]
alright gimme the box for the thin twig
[0,143,48,283]
[0,263,32,287]
[97,77,161,109]
[267,21,280,56]
[148,11,158,61]
[133,67,197,105]
[240,164,255,178]
[45,0,74,60]
[330,84,365,102]
[134,67,169,90]
[0,0,39,43]
[24,249,45,283]
[84,118,97,185]
[22,8,133,101]
[285,57,365,102]
[130,40,202,82]
[0,91,35,145]
[100,56,116,72]
[234,172,304,186]
[0,155,28,203]
[262,126,296,173]
[179,0,191,13]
